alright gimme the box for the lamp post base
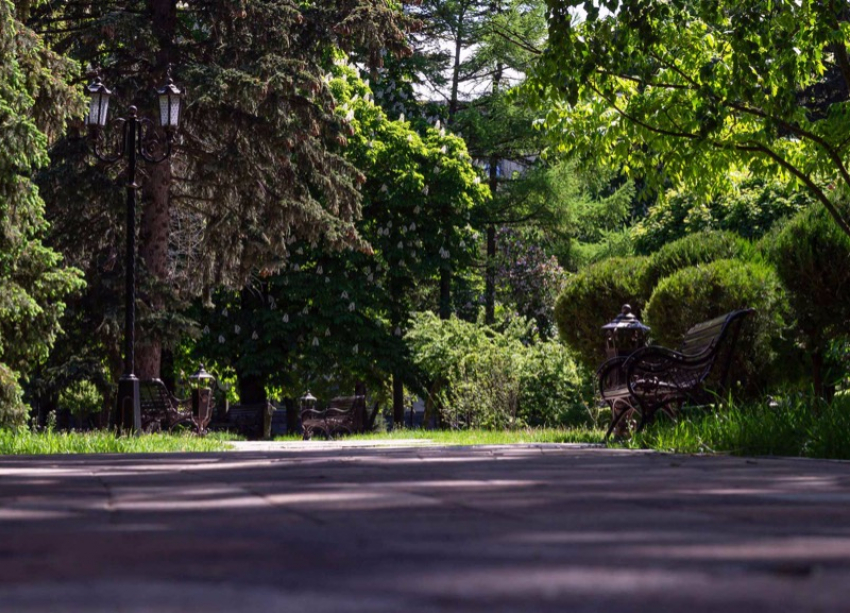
[115,375,141,434]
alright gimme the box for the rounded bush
[644,259,789,396]
[766,207,850,393]
[640,230,753,298]
[768,207,850,344]
[554,256,650,370]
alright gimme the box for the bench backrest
[139,379,176,412]
[329,395,367,428]
[677,309,752,357]
[679,314,729,357]
[676,309,754,391]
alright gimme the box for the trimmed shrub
[644,259,789,396]
[554,256,649,371]
[640,230,753,298]
[767,207,850,394]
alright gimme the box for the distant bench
[139,379,212,434]
[596,309,754,439]
[301,395,379,439]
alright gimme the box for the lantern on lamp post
[84,70,183,434]
[157,77,182,131]
[601,304,650,392]
[85,77,112,129]
[602,304,650,361]
[300,391,317,413]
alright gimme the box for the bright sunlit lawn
[0,429,238,455]
[275,427,607,446]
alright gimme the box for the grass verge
[0,429,233,455]
[622,394,850,460]
[277,427,606,445]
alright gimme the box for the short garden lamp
[189,364,215,424]
[602,304,650,361]
[300,391,317,413]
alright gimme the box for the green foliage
[626,394,850,461]
[405,311,589,428]
[512,160,637,271]
[0,364,26,429]
[554,256,649,370]
[644,259,789,395]
[33,0,413,392]
[192,67,488,399]
[519,340,591,427]
[529,0,850,240]
[0,1,85,425]
[640,230,752,298]
[59,380,103,419]
[634,179,814,254]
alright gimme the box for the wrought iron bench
[301,395,379,439]
[139,378,212,435]
[597,308,754,439]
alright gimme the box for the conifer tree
[31,0,411,381]
[0,0,85,426]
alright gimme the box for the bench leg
[635,400,679,433]
[605,400,637,441]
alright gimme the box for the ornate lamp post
[85,72,183,433]
[189,363,216,431]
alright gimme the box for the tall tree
[0,0,85,426]
[454,0,549,322]
[32,0,411,382]
[192,66,487,420]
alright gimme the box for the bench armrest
[623,345,689,373]
[623,345,708,398]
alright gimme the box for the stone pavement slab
[1,444,850,612]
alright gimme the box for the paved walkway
[1,444,850,612]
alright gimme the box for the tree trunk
[449,15,463,120]
[484,60,504,325]
[136,0,177,380]
[440,265,451,319]
[238,373,267,405]
[392,374,405,427]
[284,397,299,435]
[484,149,499,324]
[812,348,824,403]
[137,159,171,380]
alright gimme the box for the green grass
[277,427,606,445]
[621,394,850,460]
[0,429,233,455]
